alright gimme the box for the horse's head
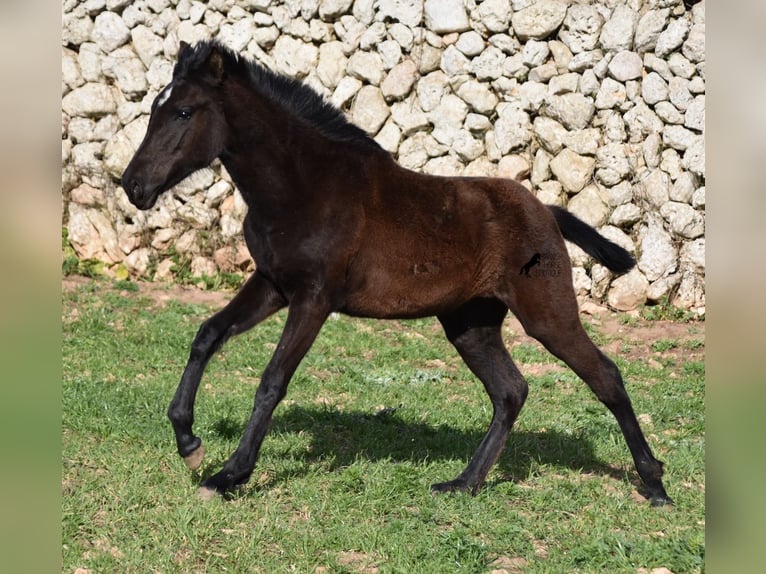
[122,42,229,210]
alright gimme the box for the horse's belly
[341,259,471,319]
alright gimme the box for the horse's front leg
[168,272,286,470]
[198,294,330,499]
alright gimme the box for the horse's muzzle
[121,174,158,210]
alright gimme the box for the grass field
[62,278,704,573]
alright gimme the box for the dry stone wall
[62,0,705,313]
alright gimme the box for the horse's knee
[190,316,231,358]
[493,379,528,425]
[589,354,631,406]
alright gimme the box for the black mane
[174,40,381,150]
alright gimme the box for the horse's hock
[61,0,705,313]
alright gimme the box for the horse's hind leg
[510,282,672,506]
[434,298,528,495]
[168,272,286,470]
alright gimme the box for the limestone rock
[512,0,568,41]
[416,71,449,112]
[455,31,485,57]
[130,25,164,68]
[637,168,670,209]
[682,135,705,177]
[476,0,512,34]
[390,97,430,135]
[533,116,568,154]
[272,36,318,78]
[641,72,669,105]
[451,130,484,162]
[67,202,124,263]
[624,102,664,141]
[317,41,347,89]
[92,11,130,53]
[647,274,681,303]
[656,16,690,58]
[493,103,532,154]
[102,46,148,95]
[683,23,705,63]
[680,238,705,273]
[550,149,595,194]
[331,76,362,108]
[560,4,603,53]
[638,219,677,281]
[347,50,385,85]
[319,0,354,21]
[567,184,609,227]
[381,59,418,101]
[599,225,635,254]
[374,120,402,153]
[599,5,638,51]
[350,86,390,134]
[62,83,117,117]
[545,93,595,130]
[660,201,705,239]
[607,268,648,311]
[124,247,151,277]
[609,203,641,228]
[596,143,632,185]
[607,50,643,82]
[424,0,470,34]
[104,116,149,179]
[497,155,530,181]
[571,267,592,296]
[673,269,705,310]
[191,256,218,278]
[63,12,95,46]
[535,180,564,206]
[456,80,498,115]
[375,0,423,28]
[685,95,705,132]
[217,18,255,52]
[470,46,505,80]
[595,77,627,110]
[70,182,106,207]
[634,9,670,54]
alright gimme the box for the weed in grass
[683,338,704,351]
[641,296,701,323]
[619,313,639,327]
[652,339,679,353]
[113,279,139,292]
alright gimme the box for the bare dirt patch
[63,275,233,309]
[63,277,704,367]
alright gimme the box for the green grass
[62,279,705,573]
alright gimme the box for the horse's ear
[178,41,192,59]
[202,47,226,86]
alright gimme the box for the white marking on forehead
[157,84,173,108]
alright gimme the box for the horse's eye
[176,109,192,120]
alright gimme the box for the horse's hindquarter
[342,173,526,318]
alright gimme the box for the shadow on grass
[201,405,628,492]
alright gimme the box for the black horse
[121,41,671,506]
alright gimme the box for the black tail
[547,205,635,274]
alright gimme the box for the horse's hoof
[431,479,474,495]
[197,485,220,502]
[650,494,675,508]
[184,443,205,470]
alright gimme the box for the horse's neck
[220,92,306,209]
